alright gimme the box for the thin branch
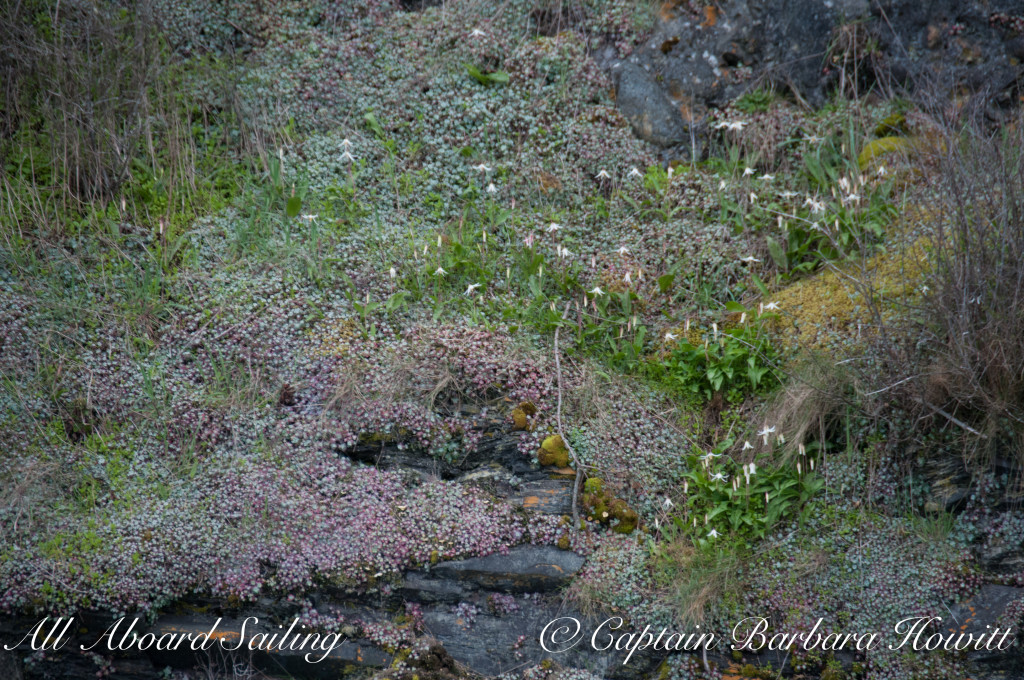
[553,301,583,528]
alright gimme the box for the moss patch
[771,235,929,348]
[537,434,570,467]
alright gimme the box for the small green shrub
[654,303,779,402]
[675,442,825,547]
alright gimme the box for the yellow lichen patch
[858,136,913,170]
[307,318,361,357]
[510,401,538,431]
[511,408,529,430]
[771,236,930,348]
[537,434,570,467]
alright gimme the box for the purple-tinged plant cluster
[359,617,416,651]
[931,558,984,603]
[990,12,1024,34]
[0,451,557,615]
[517,665,607,680]
[451,601,480,629]
[486,592,520,616]
[567,386,693,519]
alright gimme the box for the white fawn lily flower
[707,528,722,539]
[340,150,356,163]
[434,267,448,277]
[842,193,861,204]
[759,173,775,181]
[623,271,632,284]
[557,246,572,258]
[804,134,824,144]
[301,214,318,222]
[764,301,780,311]
[780,190,799,198]
[628,167,643,178]
[710,472,729,483]
[341,138,353,148]
[805,197,825,213]
[743,167,755,176]
[876,164,887,177]
[617,245,630,255]
[473,163,492,172]
[523,233,536,248]
[589,286,605,296]
[664,332,678,341]
[758,425,776,445]
[486,183,498,194]
[595,169,611,179]
[749,193,758,202]
[465,283,482,295]
[715,121,748,131]
[389,267,397,279]
[662,497,675,511]
[470,28,486,37]
[719,179,728,190]
[547,222,562,233]
[742,440,754,451]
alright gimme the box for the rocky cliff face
[2,427,1022,679]
[604,0,1023,151]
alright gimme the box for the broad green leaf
[286,195,302,218]
[724,301,746,313]
[766,235,788,270]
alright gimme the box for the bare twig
[553,301,583,528]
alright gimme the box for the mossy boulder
[608,499,638,533]
[581,477,638,534]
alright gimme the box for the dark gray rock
[948,585,1024,672]
[608,0,1024,147]
[509,478,575,515]
[612,61,692,147]
[420,600,665,680]
[978,537,1024,576]
[342,417,541,482]
[424,544,585,593]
